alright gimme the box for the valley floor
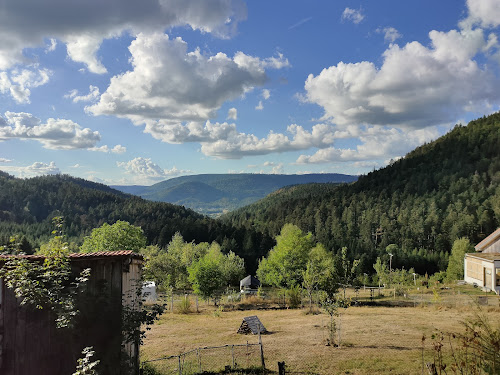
[141,290,500,374]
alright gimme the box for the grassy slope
[142,290,500,374]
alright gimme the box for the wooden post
[231,345,235,368]
[197,348,202,373]
[259,324,266,369]
[278,361,286,375]
[171,294,174,313]
[178,355,182,375]
[196,295,199,313]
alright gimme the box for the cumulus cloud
[0,158,12,163]
[0,161,61,177]
[262,89,271,100]
[199,122,336,159]
[0,68,51,104]
[255,101,264,110]
[65,85,100,103]
[137,118,336,158]
[461,0,500,29]
[303,28,500,129]
[0,0,247,72]
[45,38,57,53]
[227,108,237,120]
[263,161,284,174]
[89,144,127,154]
[0,111,101,150]
[87,33,289,125]
[117,157,189,183]
[296,126,440,164]
[376,27,402,43]
[341,8,364,24]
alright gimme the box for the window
[496,268,500,287]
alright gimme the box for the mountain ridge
[111,173,358,216]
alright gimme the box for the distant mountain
[112,173,357,216]
[222,113,500,275]
[0,173,273,271]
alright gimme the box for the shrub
[287,286,302,309]
[140,362,162,375]
[177,295,192,314]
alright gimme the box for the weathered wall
[0,255,141,375]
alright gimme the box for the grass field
[141,288,500,374]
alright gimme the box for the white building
[464,228,500,294]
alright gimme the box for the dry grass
[142,298,499,374]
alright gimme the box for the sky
[1,0,500,185]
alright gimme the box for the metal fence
[143,342,264,375]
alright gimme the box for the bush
[287,286,302,309]
[140,362,162,375]
[177,295,192,314]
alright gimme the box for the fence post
[231,345,235,369]
[246,341,249,368]
[178,355,182,375]
[171,294,174,313]
[197,348,202,373]
[259,325,266,369]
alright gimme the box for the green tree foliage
[446,237,474,281]
[80,220,147,253]
[0,233,90,328]
[0,173,273,273]
[336,247,360,298]
[303,243,337,309]
[373,257,389,286]
[257,224,314,289]
[224,113,500,275]
[141,233,208,291]
[188,243,245,302]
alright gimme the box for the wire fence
[142,342,264,375]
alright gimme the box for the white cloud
[65,85,100,103]
[227,107,237,120]
[89,144,127,154]
[255,101,264,110]
[262,89,271,100]
[87,33,289,124]
[45,38,57,53]
[141,119,336,159]
[199,122,336,159]
[66,34,108,74]
[0,161,61,177]
[0,0,247,72]
[288,17,313,30]
[341,8,365,24]
[0,158,12,163]
[304,28,500,129]
[0,68,51,104]
[0,111,101,150]
[117,157,189,183]
[376,27,402,43]
[70,164,81,168]
[263,161,284,174]
[296,126,440,164]
[462,0,500,29]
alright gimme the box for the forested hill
[112,173,357,217]
[222,113,500,275]
[0,174,273,271]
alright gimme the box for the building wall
[464,256,500,294]
[0,256,141,375]
[483,239,500,253]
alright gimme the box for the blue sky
[1,0,499,185]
